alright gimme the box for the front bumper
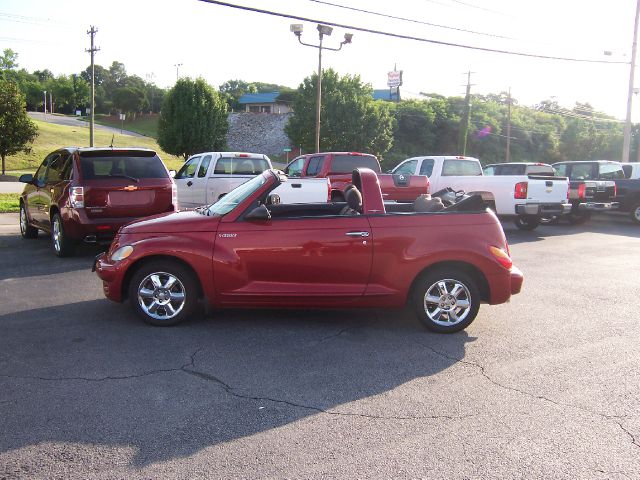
[577,201,619,211]
[93,252,125,302]
[510,266,524,296]
[515,202,572,216]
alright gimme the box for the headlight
[111,245,134,262]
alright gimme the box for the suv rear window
[80,154,168,180]
[442,159,482,176]
[598,163,625,180]
[214,157,270,175]
[331,154,381,174]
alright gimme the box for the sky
[1,0,638,121]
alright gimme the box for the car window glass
[81,155,169,179]
[622,164,632,178]
[497,164,525,175]
[175,156,201,179]
[306,156,325,176]
[35,155,53,184]
[554,164,567,176]
[526,165,555,175]
[331,154,381,173]
[286,158,305,177]
[214,157,270,175]
[442,159,482,176]
[45,153,67,182]
[419,159,435,177]
[483,166,495,175]
[394,160,417,175]
[198,155,212,178]
[60,155,73,180]
[569,163,594,180]
[599,163,625,180]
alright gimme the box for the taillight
[70,186,84,208]
[514,182,528,199]
[578,183,586,199]
[171,182,178,210]
[489,246,513,269]
[614,184,617,197]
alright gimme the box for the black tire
[19,203,38,239]
[540,216,560,225]
[128,261,199,326]
[51,212,76,257]
[567,211,591,225]
[514,215,540,231]
[629,203,640,225]
[412,268,481,333]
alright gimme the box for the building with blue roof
[238,92,293,114]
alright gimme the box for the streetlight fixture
[174,63,183,82]
[291,23,353,153]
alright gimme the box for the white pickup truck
[391,156,571,230]
[174,152,329,208]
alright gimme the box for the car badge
[124,185,138,191]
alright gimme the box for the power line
[307,0,514,40]
[196,0,629,64]
[440,0,507,16]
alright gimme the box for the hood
[121,210,221,234]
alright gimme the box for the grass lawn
[3,119,183,173]
[83,114,160,138]
[0,193,20,213]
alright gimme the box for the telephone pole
[459,71,474,155]
[506,87,512,162]
[86,26,100,147]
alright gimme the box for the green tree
[158,77,228,159]
[0,48,19,71]
[286,69,395,158]
[0,81,38,175]
[112,86,147,117]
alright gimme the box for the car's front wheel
[129,261,199,326]
[51,213,75,257]
[630,202,640,225]
[412,268,481,333]
[19,203,38,239]
[514,215,540,231]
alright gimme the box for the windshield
[206,173,267,216]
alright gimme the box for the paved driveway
[28,112,145,137]
[0,214,639,479]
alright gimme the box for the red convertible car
[94,168,523,333]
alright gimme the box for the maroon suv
[19,147,176,257]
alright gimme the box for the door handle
[345,231,370,237]
[187,181,193,187]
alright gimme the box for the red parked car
[19,147,176,257]
[284,152,429,202]
[94,168,523,333]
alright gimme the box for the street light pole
[291,24,353,153]
[623,0,640,162]
[174,63,183,82]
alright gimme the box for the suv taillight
[578,183,586,199]
[514,182,528,199]
[614,183,617,197]
[171,182,178,210]
[70,186,84,208]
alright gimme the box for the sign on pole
[387,70,403,88]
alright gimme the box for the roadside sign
[283,147,292,152]
[387,70,403,88]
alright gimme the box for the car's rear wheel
[51,213,75,257]
[412,268,481,333]
[514,215,540,231]
[19,203,38,239]
[129,261,198,326]
[630,203,640,225]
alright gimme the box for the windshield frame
[206,171,272,217]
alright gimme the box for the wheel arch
[121,254,203,302]
[409,260,490,304]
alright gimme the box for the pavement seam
[412,338,640,450]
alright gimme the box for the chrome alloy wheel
[20,205,27,235]
[137,272,186,321]
[423,279,472,326]
[634,206,640,222]
[52,216,62,253]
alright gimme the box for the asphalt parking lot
[1,213,639,479]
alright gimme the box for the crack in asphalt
[412,338,640,450]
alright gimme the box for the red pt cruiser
[95,168,523,333]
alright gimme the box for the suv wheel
[51,213,76,257]
[514,215,540,231]
[630,203,640,225]
[129,261,199,326]
[19,203,38,239]
[412,268,480,333]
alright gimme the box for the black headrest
[345,187,362,210]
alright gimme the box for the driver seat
[340,187,362,215]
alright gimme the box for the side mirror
[169,170,176,178]
[19,174,33,183]
[245,204,271,221]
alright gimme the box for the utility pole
[623,0,640,162]
[506,87,512,162]
[459,71,474,155]
[43,90,47,114]
[86,26,99,147]
[174,63,183,82]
